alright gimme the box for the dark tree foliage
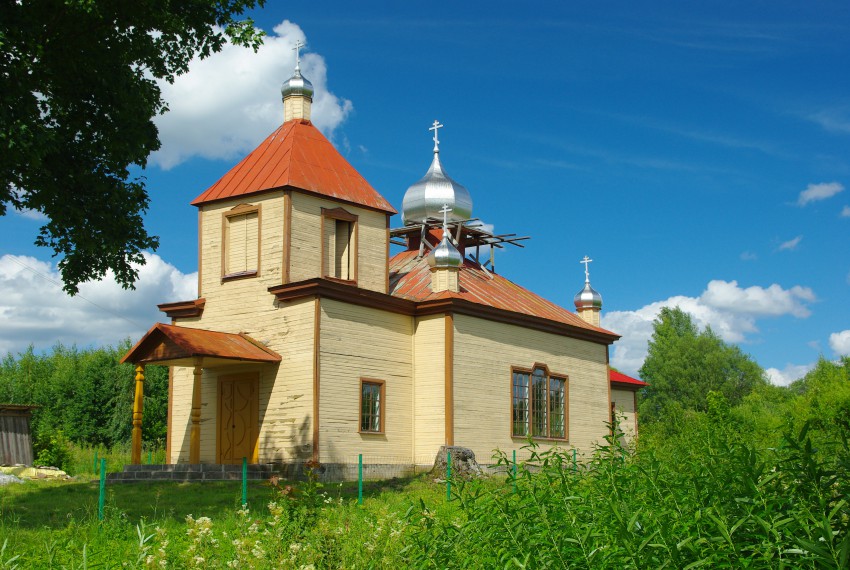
[638,306,767,425]
[0,0,265,294]
[0,342,168,447]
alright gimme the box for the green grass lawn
[0,473,453,568]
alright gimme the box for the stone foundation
[107,462,418,483]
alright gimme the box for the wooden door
[217,374,259,464]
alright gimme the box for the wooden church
[122,52,646,478]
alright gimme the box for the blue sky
[1,2,848,384]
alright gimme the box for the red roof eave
[609,368,648,389]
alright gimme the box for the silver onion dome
[281,66,313,99]
[428,233,463,268]
[402,122,473,225]
[574,282,603,310]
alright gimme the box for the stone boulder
[432,446,484,480]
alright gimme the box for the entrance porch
[121,323,281,465]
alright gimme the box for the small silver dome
[281,67,314,99]
[428,233,463,268]
[402,122,473,225]
[574,282,603,310]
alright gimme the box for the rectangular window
[322,207,357,282]
[223,204,260,279]
[549,377,566,439]
[359,379,385,433]
[512,371,529,437]
[334,219,352,279]
[511,365,568,440]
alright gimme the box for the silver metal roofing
[281,67,313,99]
[574,256,602,309]
[428,232,463,268]
[574,282,603,310]
[281,42,313,100]
[402,122,473,225]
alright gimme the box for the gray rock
[432,446,484,479]
[0,473,23,486]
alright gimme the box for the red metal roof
[191,119,397,214]
[121,323,281,365]
[609,368,648,388]
[389,250,618,336]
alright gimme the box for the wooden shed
[0,405,37,466]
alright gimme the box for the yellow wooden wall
[412,314,445,464]
[169,189,388,464]
[199,193,284,299]
[611,388,638,444]
[317,299,413,464]
[289,193,387,292]
[451,314,610,462]
[168,297,316,464]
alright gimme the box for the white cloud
[150,20,352,169]
[14,208,46,221]
[829,330,850,356]
[841,205,850,218]
[766,363,815,387]
[0,253,196,356]
[778,235,802,251]
[809,109,850,134]
[740,251,757,261]
[602,280,816,377]
[797,182,844,206]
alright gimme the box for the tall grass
[2,418,847,568]
[63,443,167,476]
[402,420,850,568]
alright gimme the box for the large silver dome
[281,67,313,99]
[574,282,603,310]
[402,150,473,225]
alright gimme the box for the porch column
[190,358,203,464]
[131,365,145,464]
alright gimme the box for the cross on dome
[580,255,593,283]
[439,203,452,228]
[430,120,444,152]
[292,40,304,71]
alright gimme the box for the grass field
[1,419,848,568]
[0,472,452,568]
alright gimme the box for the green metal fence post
[446,450,452,502]
[93,449,98,474]
[573,448,577,472]
[512,449,517,494]
[358,454,363,506]
[148,450,152,465]
[98,458,106,521]
[242,457,248,507]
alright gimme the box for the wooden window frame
[510,363,569,441]
[359,378,385,434]
[321,207,358,285]
[221,203,261,282]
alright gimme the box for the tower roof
[574,255,603,310]
[401,121,473,225]
[428,204,463,268]
[191,120,397,214]
[281,40,314,99]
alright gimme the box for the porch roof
[121,323,281,367]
